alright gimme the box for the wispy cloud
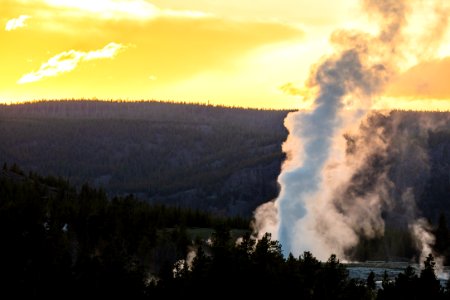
[5,15,31,31]
[279,82,316,109]
[41,0,209,20]
[279,82,304,96]
[386,57,450,99]
[163,9,211,19]
[17,42,127,84]
[43,0,159,19]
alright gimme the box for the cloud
[386,57,450,99]
[3,0,304,83]
[4,0,210,22]
[85,17,304,84]
[43,0,160,19]
[150,0,357,28]
[279,82,303,96]
[17,42,127,84]
[24,0,209,20]
[5,15,30,31]
[1,0,304,105]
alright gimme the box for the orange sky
[1,0,450,110]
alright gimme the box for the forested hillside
[0,101,449,227]
[2,101,450,296]
[0,100,290,217]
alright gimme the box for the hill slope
[0,100,290,217]
[1,101,449,223]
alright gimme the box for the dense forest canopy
[1,165,450,298]
[0,100,291,217]
[1,101,449,222]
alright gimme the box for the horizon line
[2,98,450,113]
[0,98,297,111]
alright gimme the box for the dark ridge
[0,100,292,217]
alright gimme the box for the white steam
[254,0,450,263]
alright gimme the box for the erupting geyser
[253,0,450,264]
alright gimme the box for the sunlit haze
[1,0,450,110]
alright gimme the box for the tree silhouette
[4,164,450,299]
[418,253,441,299]
[434,213,450,265]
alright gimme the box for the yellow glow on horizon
[373,96,450,112]
[0,0,450,110]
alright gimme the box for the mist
[254,0,450,264]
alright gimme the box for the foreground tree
[377,253,446,300]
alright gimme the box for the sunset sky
[2,0,450,110]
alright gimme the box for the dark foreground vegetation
[0,164,246,297]
[2,165,450,299]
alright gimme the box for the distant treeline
[0,99,293,121]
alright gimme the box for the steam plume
[254,0,449,263]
